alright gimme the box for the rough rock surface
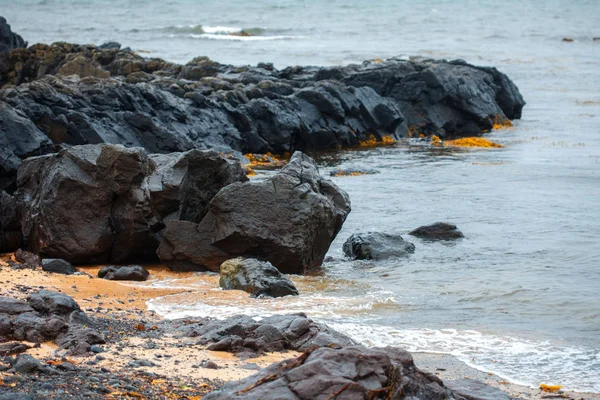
[343,232,416,260]
[158,152,351,274]
[0,37,524,188]
[180,313,354,356]
[41,258,77,275]
[204,345,459,400]
[13,249,41,267]
[0,191,22,252]
[15,144,246,264]
[98,265,150,281]
[0,290,103,355]
[0,17,27,54]
[409,222,464,240]
[444,379,510,400]
[219,258,299,298]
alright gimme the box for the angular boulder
[98,265,150,281]
[0,191,21,252]
[41,259,77,275]
[219,258,299,298]
[203,345,456,400]
[409,222,464,240]
[15,144,246,264]
[343,232,415,260]
[14,249,41,267]
[158,152,351,274]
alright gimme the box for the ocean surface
[3,0,600,392]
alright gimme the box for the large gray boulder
[203,345,458,400]
[158,152,351,274]
[0,191,21,252]
[219,258,299,298]
[15,144,246,264]
[98,265,150,281]
[343,232,416,260]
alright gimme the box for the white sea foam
[326,322,600,393]
[188,33,300,41]
[201,25,243,34]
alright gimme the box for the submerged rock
[158,152,351,274]
[41,259,77,275]
[219,258,299,298]
[204,345,456,400]
[98,265,150,281]
[343,232,415,260]
[409,222,464,240]
[182,313,354,356]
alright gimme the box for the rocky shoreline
[1,17,586,400]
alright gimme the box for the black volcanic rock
[0,191,22,252]
[409,222,464,240]
[98,265,150,281]
[219,257,299,298]
[343,232,416,260]
[0,17,27,54]
[158,152,351,274]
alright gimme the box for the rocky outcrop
[204,345,459,400]
[409,222,464,240]
[0,191,21,252]
[98,265,150,281]
[180,313,354,356]
[158,152,351,274]
[0,17,27,54]
[0,290,103,355]
[41,259,77,275]
[15,144,246,264]
[343,232,416,260]
[219,258,299,298]
[0,38,523,191]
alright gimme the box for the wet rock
[0,191,22,252]
[158,152,351,274]
[330,167,380,177]
[343,232,415,260]
[98,265,150,281]
[14,354,45,374]
[444,378,510,400]
[0,17,27,54]
[219,258,299,298]
[15,144,245,264]
[41,258,77,275]
[14,249,41,268]
[183,313,354,355]
[98,41,121,50]
[409,222,464,240]
[203,345,456,400]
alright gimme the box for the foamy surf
[187,33,300,41]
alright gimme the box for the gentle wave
[187,33,300,42]
[327,322,600,393]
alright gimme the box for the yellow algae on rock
[492,115,513,130]
[444,137,504,148]
[358,134,397,148]
[431,135,443,146]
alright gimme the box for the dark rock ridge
[179,313,354,356]
[98,265,150,281]
[409,222,464,240]
[0,36,524,189]
[13,143,246,263]
[203,345,461,400]
[158,152,351,274]
[0,191,22,252]
[0,290,104,355]
[219,257,299,298]
[343,232,416,260]
[0,17,27,54]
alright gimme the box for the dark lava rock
[0,191,22,252]
[343,232,416,260]
[0,342,30,356]
[14,249,41,268]
[15,144,245,264]
[27,290,80,316]
[98,265,150,281]
[41,258,77,275]
[0,394,34,400]
[158,152,351,274]
[0,17,27,54]
[203,345,457,400]
[219,257,299,298]
[409,222,464,240]
[14,354,45,374]
[0,297,34,315]
[183,313,354,355]
[444,379,510,400]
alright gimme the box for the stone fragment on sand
[98,265,150,281]
[445,378,510,400]
[14,249,41,268]
[219,258,298,298]
[41,258,77,275]
[158,152,351,274]
[343,232,415,260]
[409,222,464,240]
[14,354,45,374]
